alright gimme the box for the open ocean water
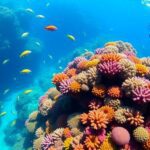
[0,0,150,150]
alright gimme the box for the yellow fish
[24,89,32,94]
[10,120,16,127]
[67,34,75,41]
[20,50,32,58]
[20,69,32,74]
[0,112,7,117]
[2,59,10,65]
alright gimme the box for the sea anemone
[135,64,149,76]
[98,61,122,76]
[100,53,122,63]
[111,127,130,146]
[52,73,69,85]
[99,106,115,121]
[92,85,105,98]
[133,127,149,143]
[88,109,109,129]
[132,87,150,103]
[69,81,81,93]
[107,86,122,98]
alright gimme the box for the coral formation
[24,41,150,150]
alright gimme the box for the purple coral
[98,61,122,76]
[132,87,150,103]
[41,134,54,150]
[59,79,72,94]
[95,48,105,54]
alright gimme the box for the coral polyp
[25,41,150,150]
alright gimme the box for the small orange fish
[45,25,58,31]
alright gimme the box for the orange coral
[135,64,149,76]
[73,144,84,150]
[100,53,122,63]
[107,86,122,98]
[128,56,142,64]
[48,147,56,150]
[92,85,106,98]
[63,127,72,138]
[52,73,69,84]
[84,135,101,150]
[88,109,108,129]
[99,106,115,121]
[77,60,88,70]
[90,54,101,60]
[69,81,81,93]
[143,134,150,150]
[84,59,100,69]
[66,68,77,77]
[80,113,88,124]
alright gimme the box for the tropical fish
[10,120,16,127]
[20,50,32,58]
[48,55,53,60]
[2,59,9,65]
[3,88,10,95]
[36,15,45,19]
[0,112,7,117]
[45,25,58,31]
[25,8,34,14]
[24,89,32,94]
[35,42,41,46]
[21,32,29,38]
[20,69,32,74]
[67,34,75,41]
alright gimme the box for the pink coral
[111,127,130,146]
[132,87,150,103]
[41,134,54,150]
[98,61,122,76]
[59,79,72,94]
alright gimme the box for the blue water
[0,0,150,149]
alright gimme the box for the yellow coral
[92,85,105,98]
[105,42,117,47]
[135,64,149,76]
[69,81,81,93]
[63,137,73,150]
[84,59,100,69]
[100,136,116,150]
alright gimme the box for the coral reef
[24,41,150,150]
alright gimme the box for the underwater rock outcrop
[25,41,150,150]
